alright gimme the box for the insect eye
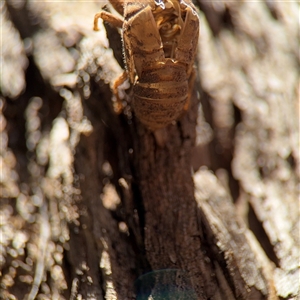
[134,269,197,299]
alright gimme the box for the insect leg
[112,71,129,114]
[94,11,123,31]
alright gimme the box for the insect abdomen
[133,61,188,130]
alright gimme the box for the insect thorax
[152,0,188,58]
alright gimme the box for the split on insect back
[94,0,199,131]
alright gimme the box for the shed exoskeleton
[94,0,199,130]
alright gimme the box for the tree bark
[1,0,299,299]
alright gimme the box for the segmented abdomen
[132,61,188,130]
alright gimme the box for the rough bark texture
[0,1,299,300]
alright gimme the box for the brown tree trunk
[1,1,299,299]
